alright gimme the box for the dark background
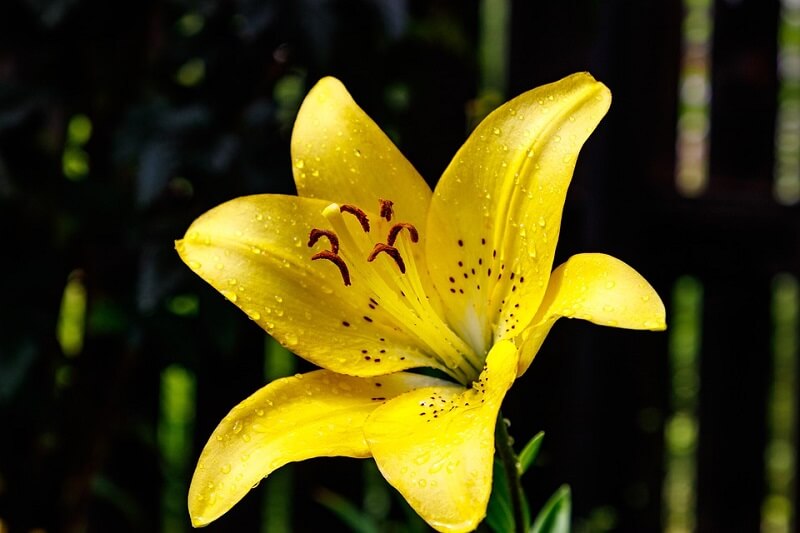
[0,0,794,532]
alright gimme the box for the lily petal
[365,340,518,532]
[426,73,611,353]
[517,253,666,375]
[292,77,432,231]
[176,194,456,377]
[188,370,448,527]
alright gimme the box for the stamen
[307,228,339,254]
[379,199,394,221]
[339,205,370,233]
[367,243,406,273]
[387,222,419,246]
[311,250,351,286]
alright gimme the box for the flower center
[307,199,483,384]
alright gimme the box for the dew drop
[418,479,427,488]
[222,290,238,303]
[220,464,232,474]
[492,127,501,136]
[414,451,431,465]
[232,420,243,434]
[537,216,546,227]
[605,281,616,289]
[188,260,201,269]
[294,159,305,169]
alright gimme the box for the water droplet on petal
[220,464,231,474]
[232,420,243,434]
[294,159,305,169]
[492,127,501,136]
[414,451,431,465]
[222,290,238,303]
[605,281,616,289]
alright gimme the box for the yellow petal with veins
[188,370,449,527]
[365,340,518,533]
[292,77,432,232]
[426,73,611,354]
[517,253,666,375]
[176,194,457,377]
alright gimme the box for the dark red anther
[379,199,394,221]
[340,204,370,232]
[387,223,419,246]
[368,243,406,273]
[307,228,339,254]
[312,250,351,286]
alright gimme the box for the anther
[368,243,406,273]
[379,199,394,221]
[307,228,339,254]
[387,223,419,246]
[340,204,370,232]
[311,250,351,286]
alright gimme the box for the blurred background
[0,0,796,531]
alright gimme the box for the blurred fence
[0,0,797,532]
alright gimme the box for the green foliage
[518,431,545,475]
[486,457,515,533]
[530,486,571,533]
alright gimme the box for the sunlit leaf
[518,431,545,475]
[530,485,571,533]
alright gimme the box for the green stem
[495,412,527,533]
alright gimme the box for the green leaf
[530,485,571,533]
[315,487,380,533]
[518,431,545,475]
[485,458,515,533]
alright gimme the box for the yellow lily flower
[176,73,666,532]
